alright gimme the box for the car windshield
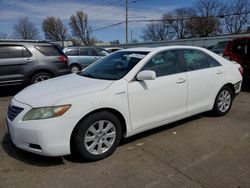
[79,51,149,80]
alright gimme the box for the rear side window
[65,48,79,56]
[80,48,96,56]
[232,40,248,55]
[35,45,64,56]
[183,49,221,71]
[0,45,31,59]
[96,48,109,56]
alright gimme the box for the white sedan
[7,46,242,161]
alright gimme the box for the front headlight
[23,105,71,121]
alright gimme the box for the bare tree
[186,16,221,37]
[69,11,95,46]
[42,17,68,46]
[142,21,171,41]
[13,17,39,39]
[163,7,196,39]
[185,0,223,37]
[195,0,224,17]
[0,32,9,39]
[223,0,250,34]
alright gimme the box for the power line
[91,11,250,32]
[93,21,126,31]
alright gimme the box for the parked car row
[0,40,115,86]
[1,37,249,87]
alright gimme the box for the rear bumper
[54,69,71,77]
[234,81,242,94]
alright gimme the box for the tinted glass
[142,50,181,77]
[80,48,96,56]
[79,51,149,80]
[0,45,31,59]
[65,48,79,56]
[35,45,64,56]
[96,48,109,56]
[232,40,248,55]
[183,49,220,71]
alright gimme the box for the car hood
[14,74,113,107]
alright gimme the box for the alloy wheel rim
[71,66,80,73]
[84,120,116,155]
[34,75,50,83]
[218,90,231,113]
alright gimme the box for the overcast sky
[0,0,193,43]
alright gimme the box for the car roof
[121,45,207,53]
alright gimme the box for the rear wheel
[72,111,122,161]
[70,64,81,73]
[213,86,233,116]
[31,72,52,84]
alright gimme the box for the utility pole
[130,30,133,43]
[125,0,128,44]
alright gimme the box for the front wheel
[213,86,233,116]
[70,64,81,73]
[72,111,122,161]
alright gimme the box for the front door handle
[25,58,32,62]
[176,78,186,84]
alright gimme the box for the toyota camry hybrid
[6,46,242,161]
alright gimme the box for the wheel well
[29,69,54,80]
[223,83,235,98]
[70,63,81,68]
[70,108,127,147]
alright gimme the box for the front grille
[8,105,24,121]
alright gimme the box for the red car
[224,37,250,79]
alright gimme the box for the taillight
[238,66,244,76]
[58,55,68,63]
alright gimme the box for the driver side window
[142,50,181,77]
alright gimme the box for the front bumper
[7,98,78,156]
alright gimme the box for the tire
[30,72,53,84]
[70,64,81,73]
[213,86,233,116]
[72,111,122,161]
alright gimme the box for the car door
[94,48,109,60]
[78,47,98,67]
[0,45,34,84]
[128,49,187,130]
[181,49,225,113]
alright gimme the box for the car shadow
[65,115,206,163]
[2,134,64,166]
[241,80,250,92]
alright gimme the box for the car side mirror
[136,70,156,81]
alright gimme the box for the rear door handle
[216,70,223,74]
[176,78,186,84]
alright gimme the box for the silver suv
[64,46,109,73]
[0,40,70,86]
